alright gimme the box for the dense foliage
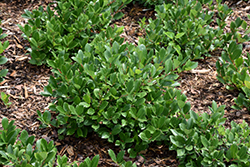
[17,0,132,65]
[0,118,136,166]
[0,23,9,83]
[216,15,250,111]
[1,0,250,166]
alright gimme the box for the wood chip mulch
[0,0,250,166]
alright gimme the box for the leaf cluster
[216,15,250,110]
[0,117,136,167]
[0,23,9,83]
[18,0,132,65]
[14,0,250,166]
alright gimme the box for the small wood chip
[190,69,211,74]
[24,84,28,98]
[66,145,75,156]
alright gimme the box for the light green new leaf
[164,32,175,39]
[34,152,48,161]
[175,32,185,39]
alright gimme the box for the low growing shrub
[18,0,132,65]
[0,117,56,166]
[0,118,136,167]
[17,0,250,165]
[140,0,222,60]
[170,101,250,166]
[38,34,197,156]
[0,23,9,83]
[216,40,250,110]
[139,0,249,66]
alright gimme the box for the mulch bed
[0,0,250,166]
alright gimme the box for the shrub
[135,0,173,6]
[139,0,249,66]
[0,92,12,108]
[0,117,56,166]
[170,101,250,166]
[0,23,9,83]
[38,30,197,156]
[215,13,250,110]
[140,0,220,59]
[0,117,135,167]
[17,0,250,165]
[216,41,250,110]
[18,0,132,65]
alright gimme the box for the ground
[0,0,250,166]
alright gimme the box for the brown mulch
[0,0,250,166]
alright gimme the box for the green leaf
[43,110,51,123]
[67,128,76,136]
[57,129,65,137]
[116,150,125,163]
[137,92,147,98]
[112,41,120,54]
[111,125,122,135]
[134,98,145,106]
[2,117,8,130]
[164,32,175,39]
[177,149,185,156]
[0,43,3,54]
[139,130,150,141]
[83,94,91,104]
[90,155,99,167]
[190,110,198,121]
[99,101,108,111]
[108,149,117,162]
[137,107,146,121]
[231,49,242,60]
[43,150,56,165]
[228,132,234,143]
[87,108,95,115]
[0,56,8,65]
[230,21,236,31]
[110,87,117,95]
[228,41,236,54]
[235,57,243,68]
[20,130,29,145]
[79,102,90,108]
[150,130,161,141]
[0,69,8,78]
[211,100,217,112]
[94,88,101,99]
[113,12,124,20]
[244,77,250,89]
[0,150,8,159]
[30,38,38,48]
[238,146,248,160]
[126,79,134,93]
[135,69,142,74]
[183,60,198,71]
[77,128,83,137]
[165,59,173,73]
[170,135,184,148]
[26,144,33,156]
[235,17,243,28]
[242,21,247,29]
[201,136,209,148]
[175,32,185,39]
[101,132,110,139]
[34,152,48,161]
[227,144,238,159]
[83,157,91,166]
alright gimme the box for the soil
[0,0,250,166]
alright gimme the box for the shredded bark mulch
[0,0,250,166]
